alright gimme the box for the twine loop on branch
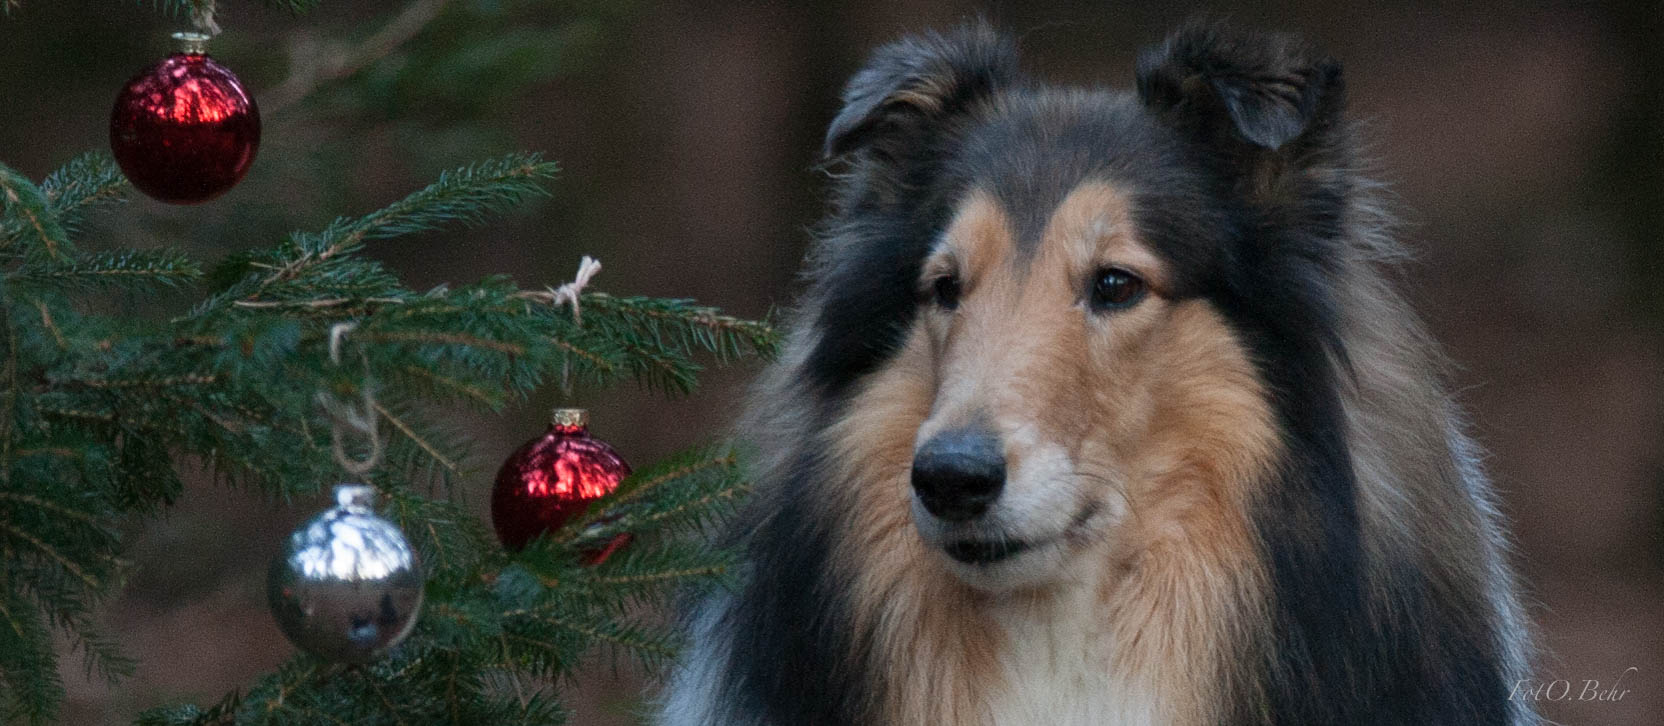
[547,256,601,325]
[550,256,601,396]
[319,321,383,476]
[328,321,356,365]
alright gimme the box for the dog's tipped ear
[824,24,1019,160]
[1135,23,1342,152]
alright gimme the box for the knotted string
[319,321,383,476]
[549,257,601,395]
[189,0,222,36]
[547,256,601,326]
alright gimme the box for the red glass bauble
[110,39,259,205]
[491,408,632,563]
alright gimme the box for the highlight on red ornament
[491,408,633,564]
[109,32,260,205]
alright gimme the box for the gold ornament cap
[172,31,211,55]
[550,407,589,428]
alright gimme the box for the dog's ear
[824,24,1019,160]
[1136,23,1343,157]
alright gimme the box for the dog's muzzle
[910,427,1005,522]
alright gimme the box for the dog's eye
[1090,268,1146,311]
[932,274,962,310]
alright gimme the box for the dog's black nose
[911,428,1005,522]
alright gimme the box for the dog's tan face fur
[814,179,1285,722]
[844,181,1279,595]
[666,25,1532,726]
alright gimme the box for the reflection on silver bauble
[267,484,424,663]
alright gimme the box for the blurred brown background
[2,1,1660,724]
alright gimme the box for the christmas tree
[0,1,775,723]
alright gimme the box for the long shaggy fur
[659,22,1534,726]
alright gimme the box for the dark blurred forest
[1,1,1660,724]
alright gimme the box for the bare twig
[261,0,450,116]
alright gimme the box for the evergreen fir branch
[240,252,405,307]
[359,670,408,726]
[0,491,104,527]
[554,540,738,618]
[605,450,738,512]
[68,627,133,685]
[591,564,729,588]
[440,656,465,723]
[20,569,133,685]
[383,490,487,583]
[40,153,128,231]
[186,642,568,725]
[563,459,750,550]
[549,338,616,378]
[359,329,528,356]
[36,406,114,422]
[583,545,733,590]
[496,631,581,676]
[617,478,752,536]
[9,446,79,460]
[509,610,680,671]
[0,589,61,725]
[240,154,558,301]
[49,373,218,390]
[619,341,701,395]
[230,296,404,311]
[580,293,780,362]
[179,319,307,378]
[231,658,342,725]
[0,523,120,590]
[346,153,557,241]
[111,424,186,511]
[1,452,122,547]
[557,448,739,539]
[7,292,84,376]
[394,365,503,408]
[1,297,19,464]
[135,690,241,726]
[27,298,65,352]
[489,691,567,726]
[0,521,101,590]
[185,274,762,399]
[374,405,461,476]
[0,163,72,263]
[421,599,501,646]
[0,467,129,723]
[0,149,772,721]
[10,249,202,292]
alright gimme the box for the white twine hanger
[548,256,601,395]
[190,0,222,36]
[319,321,382,476]
[547,256,601,325]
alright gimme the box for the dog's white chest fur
[983,585,1160,726]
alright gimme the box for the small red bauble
[110,33,260,205]
[492,408,632,563]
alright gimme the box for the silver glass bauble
[267,484,424,663]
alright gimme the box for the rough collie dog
[660,22,1534,726]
